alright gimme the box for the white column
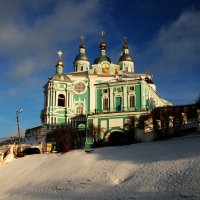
[47,88,50,107]
[66,92,68,108]
[50,86,53,107]
[70,93,72,109]
[110,87,113,110]
[124,86,127,109]
[54,90,57,107]
[52,89,55,108]
[70,93,72,108]
[50,88,52,107]
[90,82,96,112]
[141,84,143,109]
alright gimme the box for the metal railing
[88,107,148,115]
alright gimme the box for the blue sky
[0,0,200,138]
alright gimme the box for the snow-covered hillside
[0,136,200,200]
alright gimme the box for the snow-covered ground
[0,136,200,200]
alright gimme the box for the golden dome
[57,60,63,66]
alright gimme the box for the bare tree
[87,123,103,147]
[46,126,76,153]
[196,94,200,108]
[124,116,136,144]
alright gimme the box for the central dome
[93,55,111,64]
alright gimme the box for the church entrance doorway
[71,114,87,148]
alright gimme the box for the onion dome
[74,42,89,62]
[73,35,90,72]
[56,60,64,66]
[99,41,107,50]
[118,36,133,62]
[51,74,72,82]
[93,55,111,64]
[93,31,111,64]
[119,54,133,62]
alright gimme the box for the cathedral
[37,32,171,147]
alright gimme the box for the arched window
[58,94,65,107]
[76,106,83,115]
[78,123,86,131]
[80,66,83,71]
[124,66,128,72]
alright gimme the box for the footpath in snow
[0,136,200,200]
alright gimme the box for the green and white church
[37,33,171,146]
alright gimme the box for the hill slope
[1,136,200,200]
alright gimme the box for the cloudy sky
[0,0,200,138]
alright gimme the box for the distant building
[27,33,171,147]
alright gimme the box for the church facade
[39,33,171,146]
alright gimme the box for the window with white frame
[103,98,109,110]
[130,95,135,108]
[76,106,84,115]
[129,86,134,91]
[103,89,108,94]
[58,94,65,107]
[124,66,128,72]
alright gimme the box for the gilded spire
[118,35,133,63]
[123,35,128,49]
[123,35,127,43]
[80,34,85,44]
[101,30,106,42]
[100,30,107,50]
[80,34,85,48]
[57,50,64,68]
[57,50,63,60]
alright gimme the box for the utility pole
[16,109,23,151]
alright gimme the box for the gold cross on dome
[101,30,106,41]
[58,50,63,59]
[123,35,127,43]
[80,34,85,43]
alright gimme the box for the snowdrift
[0,136,200,200]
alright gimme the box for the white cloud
[137,10,200,76]
[133,9,200,104]
[0,0,103,81]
